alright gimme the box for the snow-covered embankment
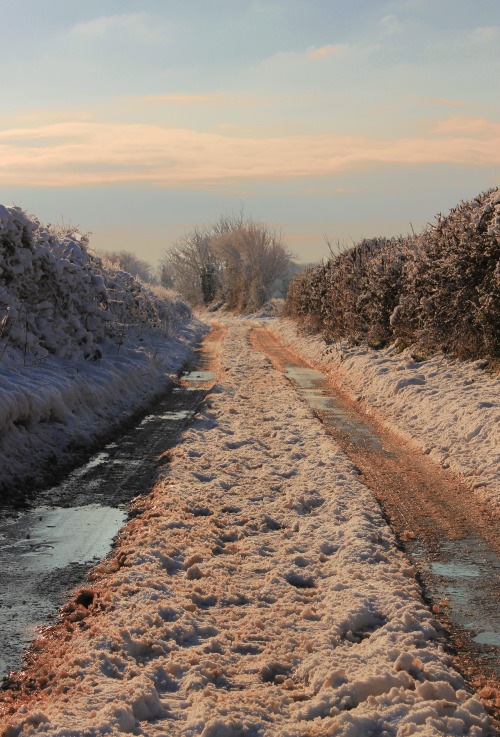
[0,205,206,494]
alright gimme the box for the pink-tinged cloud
[140,93,229,106]
[308,44,345,59]
[413,97,480,108]
[429,115,500,137]
[0,117,498,188]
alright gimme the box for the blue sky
[0,0,499,264]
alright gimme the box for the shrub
[161,214,293,312]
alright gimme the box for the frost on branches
[0,205,202,496]
[286,188,500,362]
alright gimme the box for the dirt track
[0,321,498,736]
[251,324,500,724]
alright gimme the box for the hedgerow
[286,188,500,360]
[0,205,191,363]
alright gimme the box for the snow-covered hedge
[286,188,500,360]
[0,205,191,363]
[0,206,202,496]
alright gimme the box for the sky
[0,0,499,266]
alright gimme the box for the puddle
[431,560,480,579]
[183,370,217,383]
[80,451,110,471]
[0,505,126,569]
[0,504,125,677]
[140,409,194,425]
[424,538,500,656]
[284,365,388,454]
[475,631,500,646]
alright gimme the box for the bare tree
[161,229,221,306]
[103,250,157,284]
[160,215,292,312]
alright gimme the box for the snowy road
[0,321,494,736]
[251,325,500,716]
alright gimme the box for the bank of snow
[0,205,206,495]
[263,317,500,516]
[0,321,491,736]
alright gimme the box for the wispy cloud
[412,97,482,108]
[470,26,500,43]
[429,115,500,137]
[139,93,229,106]
[380,15,401,35]
[0,117,498,188]
[70,13,159,42]
[308,44,345,59]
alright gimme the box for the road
[0,320,497,736]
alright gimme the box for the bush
[161,214,293,312]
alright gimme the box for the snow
[1,320,491,736]
[263,317,500,516]
[0,205,205,491]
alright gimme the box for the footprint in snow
[192,472,216,483]
[285,571,316,589]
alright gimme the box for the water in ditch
[0,366,216,679]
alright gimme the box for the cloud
[140,93,229,106]
[380,15,401,35]
[412,97,481,108]
[308,44,345,59]
[0,116,498,188]
[429,115,500,137]
[70,13,158,42]
[470,26,500,43]
[0,108,96,127]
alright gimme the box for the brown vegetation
[160,214,294,312]
[286,188,500,361]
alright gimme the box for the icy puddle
[284,365,389,454]
[0,505,125,567]
[0,349,219,679]
[427,538,500,654]
[0,505,126,676]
